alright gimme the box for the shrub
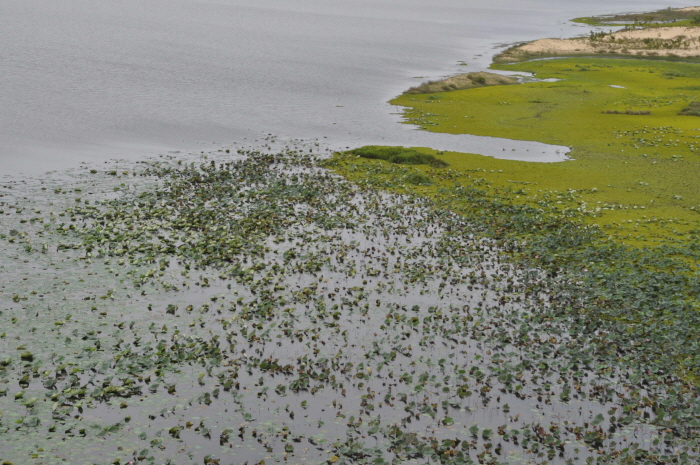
[351,146,449,168]
[679,101,700,116]
[404,72,517,95]
[603,109,651,115]
[404,172,433,185]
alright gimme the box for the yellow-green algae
[325,56,700,385]
[385,57,700,249]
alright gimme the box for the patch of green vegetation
[679,101,700,116]
[391,57,700,248]
[14,147,700,464]
[572,6,700,27]
[330,151,700,387]
[403,171,433,185]
[405,71,518,94]
[603,109,651,115]
[5,142,700,463]
[350,145,448,168]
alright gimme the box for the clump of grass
[350,146,448,168]
[678,101,700,116]
[404,171,433,185]
[664,70,688,78]
[603,109,651,115]
[405,72,517,95]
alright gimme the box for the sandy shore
[497,26,700,62]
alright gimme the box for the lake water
[2,4,697,463]
[1,0,690,175]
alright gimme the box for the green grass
[350,145,448,168]
[389,57,700,248]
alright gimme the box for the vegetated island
[327,6,700,388]
[496,6,700,63]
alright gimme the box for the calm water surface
[1,0,690,175]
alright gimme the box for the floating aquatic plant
[0,141,698,464]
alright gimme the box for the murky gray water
[1,0,690,175]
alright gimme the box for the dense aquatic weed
[330,153,700,373]
[0,142,699,464]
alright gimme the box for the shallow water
[3,5,700,463]
[1,0,691,175]
[1,146,696,465]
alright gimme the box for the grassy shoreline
[387,57,700,248]
[404,71,518,94]
[325,10,700,386]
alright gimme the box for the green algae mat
[390,57,700,248]
[2,143,700,465]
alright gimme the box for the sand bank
[497,26,700,62]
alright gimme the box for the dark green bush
[351,146,448,168]
[679,101,700,116]
[404,172,433,185]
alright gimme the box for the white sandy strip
[511,26,700,58]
